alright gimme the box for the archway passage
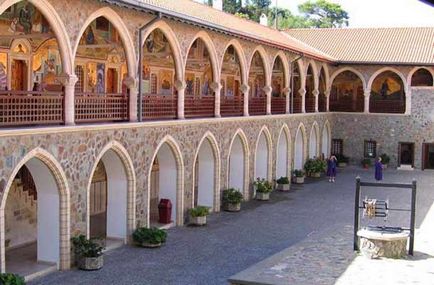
[248,51,266,116]
[220,45,243,117]
[4,161,61,276]
[321,125,330,159]
[255,132,269,180]
[75,16,129,123]
[411,68,433,87]
[229,134,246,194]
[89,150,128,248]
[185,38,214,118]
[309,127,318,158]
[0,1,65,127]
[194,138,216,210]
[149,143,179,226]
[276,129,290,179]
[271,56,286,114]
[291,63,302,113]
[294,128,305,170]
[142,29,177,120]
[318,67,327,112]
[330,71,364,112]
[370,71,405,113]
[305,65,315,113]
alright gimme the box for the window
[364,140,377,158]
[331,139,343,156]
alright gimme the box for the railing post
[313,89,319,113]
[60,74,78,126]
[175,80,186,119]
[354,176,361,251]
[284,87,290,114]
[325,89,330,112]
[124,76,137,122]
[211,82,222,118]
[241,84,250,117]
[299,88,306,113]
[263,85,272,115]
[364,89,370,113]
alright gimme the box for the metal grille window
[331,139,343,156]
[364,140,377,158]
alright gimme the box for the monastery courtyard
[29,167,434,285]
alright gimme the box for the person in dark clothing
[375,157,383,181]
[327,155,337,182]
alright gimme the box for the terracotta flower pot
[77,256,103,271]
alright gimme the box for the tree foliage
[298,0,349,28]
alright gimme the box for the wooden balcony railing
[305,97,316,113]
[0,90,64,127]
[271,97,286,115]
[185,95,215,118]
[370,99,405,114]
[318,96,327,112]
[330,98,364,112]
[221,96,243,117]
[143,94,177,120]
[292,97,302,113]
[249,97,266,116]
[75,93,129,123]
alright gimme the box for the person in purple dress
[375,157,383,181]
[327,155,337,182]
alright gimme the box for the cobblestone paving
[30,167,434,285]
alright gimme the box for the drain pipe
[290,53,304,114]
[138,12,162,122]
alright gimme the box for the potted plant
[189,206,210,226]
[380,153,390,168]
[276,176,290,191]
[253,178,273,201]
[71,235,104,271]
[0,273,25,285]
[336,154,349,168]
[133,227,167,248]
[222,188,243,212]
[304,158,326,178]
[361,158,372,169]
[292,169,305,184]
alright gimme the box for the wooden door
[90,162,107,239]
[150,159,160,223]
[11,59,26,91]
[399,143,414,166]
[107,68,117,93]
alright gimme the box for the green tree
[269,8,310,29]
[223,0,242,14]
[251,0,272,9]
[298,0,349,28]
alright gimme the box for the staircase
[16,166,37,201]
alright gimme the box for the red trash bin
[158,199,172,224]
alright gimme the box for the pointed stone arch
[294,123,307,170]
[367,67,408,92]
[147,135,184,226]
[227,129,250,198]
[254,125,273,182]
[329,67,367,91]
[306,60,319,90]
[86,141,136,242]
[309,121,320,158]
[221,39,248,84]
[276,124,292,179]
[192,131,221,211]
[407,67,434,87]
[248,46,271,86]
[0,148,70,272]
[272,51,290,88]
[321,120,332,158]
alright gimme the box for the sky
[269,0,434,27]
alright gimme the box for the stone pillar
[175,80,186,119]
[283,87,290,114]
[364,89,371,113]
[211,82,222,118]
[59,73,78,126]
[313,89,319,112]
[325,89,331,112]
[405,88,411,115]
[299,88,306,113]
[240,84,250,117]
[263,85,272,115]
[123,76,137,122]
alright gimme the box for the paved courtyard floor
[30,167,434,285]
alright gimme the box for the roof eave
[337,60,434,66]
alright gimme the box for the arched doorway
[142,28,178,120]
[220,44,244,117]
[411,68,433,87]
[271,56,286,114]
[75,15,130,122]
[248,51,267,115]
[276,126,290,179]
[0,1,67,127]
[309,124,318,158]
[149,140,183,226]
[255,130,270,180]
[185,38,215,118]
[294,126,305,170]
[318,67,327,112]
[228,132,248,196]
[321,123,331,159]
[292,62,302,113]
[305,64,316,113]
[330,70,364,112]
[370,71,406,113]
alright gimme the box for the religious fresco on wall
[87,62,97,92]
[186,72,195,96]
[0,52,7,90]
[96,63,105,93]
[226,76,234,97]
[202,68,212,95]
[159,70,173,95]
[272,76,282,97]
[222,46,240,76]
[371,71,404,100]
[0,1,53,48]
[32,39,62,89]
[143,29,174,68]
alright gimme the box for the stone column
[299,88,306,113]
[405,88,411,115]
[364,89,371,113]
[240,83,250,117]
[123,76,137,122]
[283,87,290,114]
[175,80,186,119]
[59,73,78,126]
[325,89,331,112]
[263,85,272,115]
[313,89,319,112]
[211,82,222,118]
